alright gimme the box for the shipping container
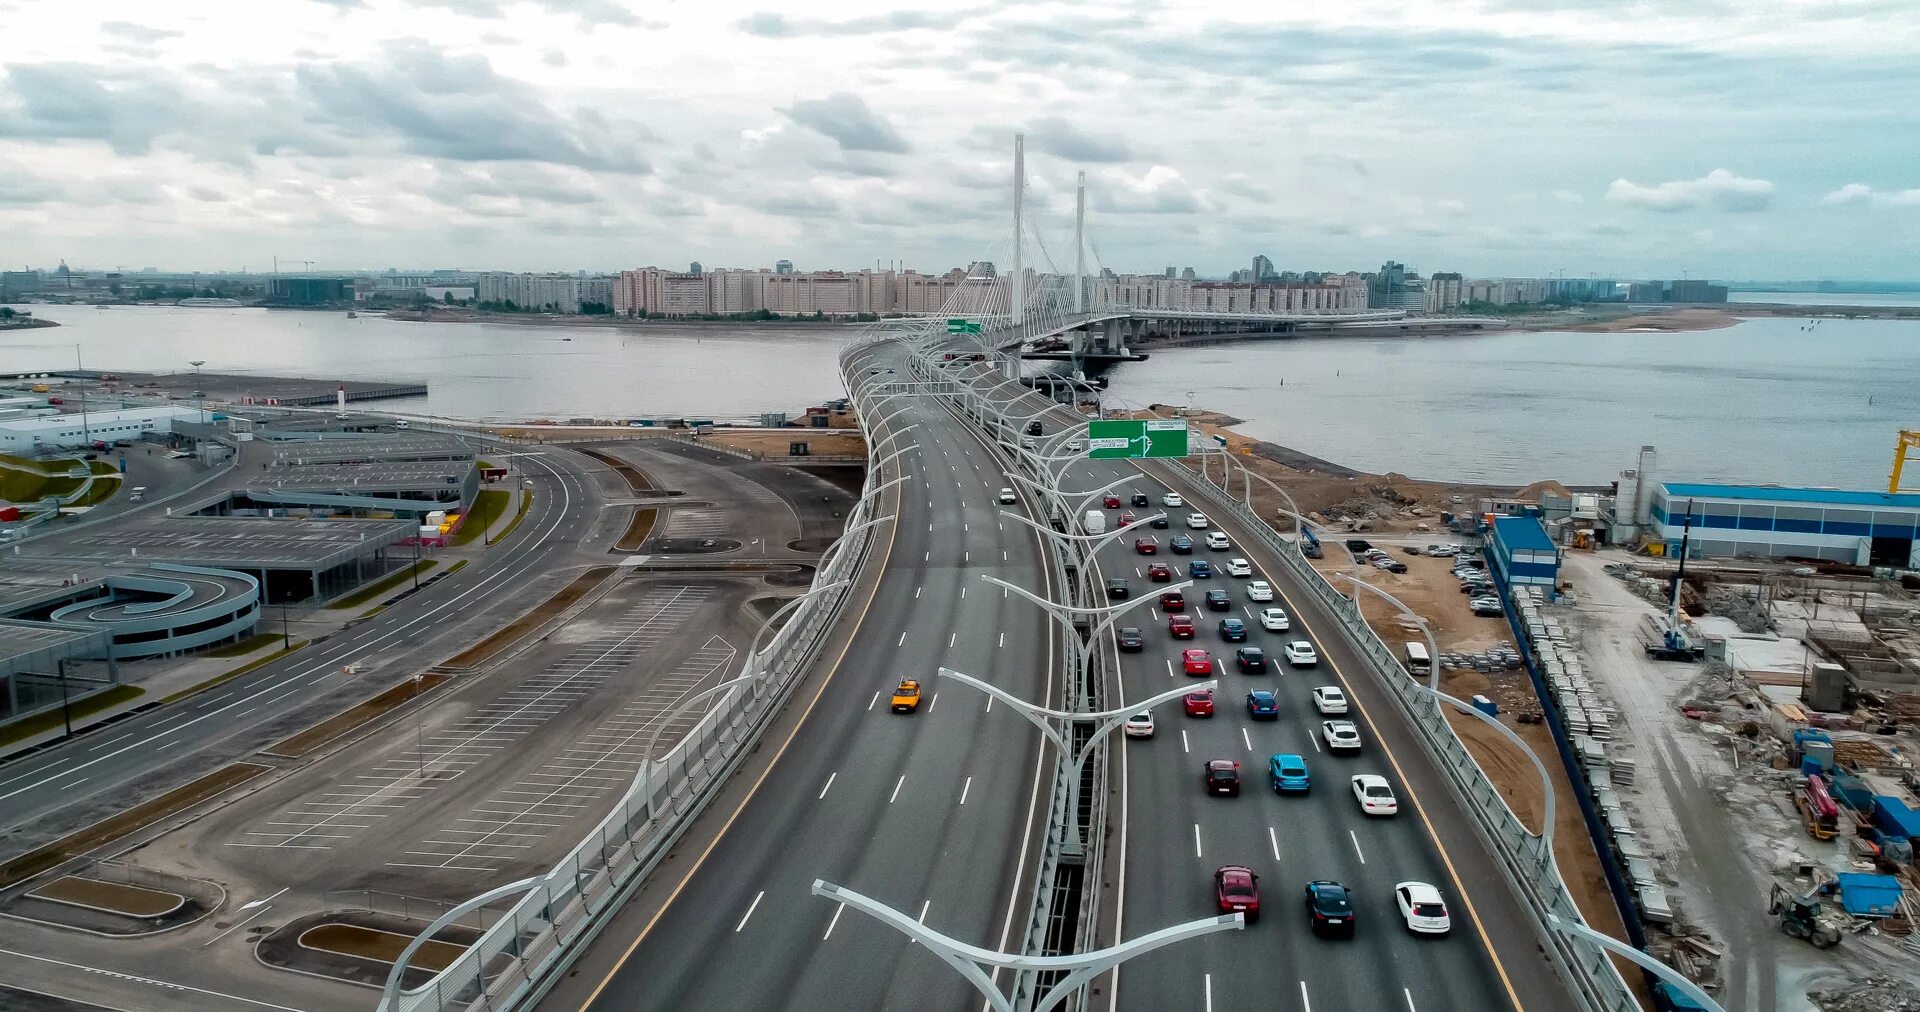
[1873,796,1920,841]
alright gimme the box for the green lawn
[326,560,437,610]
[0,685,145,747]
[493,490,534,545]
[204,632,284,658]
[450,490,509,546]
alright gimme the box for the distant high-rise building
[1180,267,1197,280]
[775,259,793,275]
[1251,254,1276,282]
[1165,266,1176,279]
[1627,281,1666,303]
[1666,279,1728,303]
[689,261,703,276]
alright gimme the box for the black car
[1219,618,1247,642]
[1204,589,1231,612]
[1131,492,1151,507]
[1117,626,1145,652]
[1149,515,1170,529]
[1235,646,1267,672]
[1304,880,1356,937]
[1203,759,1241,797]
[1169,534,1195,554]
[1025,420,1044,436]
[1106,577,1130,599]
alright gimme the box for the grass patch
[0,684,145,748]
[493,490,533,544]
[325,560,437,610]
[444,559,469,575]
[450,490,508,546]
[158,640,308,705]
[204,632,283,658]
[73,475,122,506]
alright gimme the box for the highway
[0,441,601,853]
[932,353,1565,1012]
[556,340,1057,1011]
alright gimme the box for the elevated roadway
[546,340,1057,1011]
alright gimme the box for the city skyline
[1,1,1916,278]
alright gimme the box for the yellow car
[890,679,922,713]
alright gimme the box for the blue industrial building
[1651,483,1920,567]
[1491,516,1560,595]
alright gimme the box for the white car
[1205,531,1230,550]
[1312,685,1349,715]
[1258,607,1291,632]
[1395,882,1451,935]
[1161,492,1183,508]
[1246,581,1274,602]
[1283,641,1318,667]
[1322,720,1362,754]
[1352,774,1398,816]
[998,487,1017,505]
[1185,513,1209,529]
[1122,712,1155,738]
[1425,544,1455,557]
[1065,440,1083,452]
[1223,558,1253,578]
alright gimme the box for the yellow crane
[1894,430,1920,494]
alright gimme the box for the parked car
[1425,544,1456,557]
[1258,607,1291,631]
[1223,558,1253,577]
[1206,531,1230,550]
[1322,720,1362,754]
[1235,646,1268,673]
[1283,641,1319,667]
[1203,759,1241,796]
[1373,558,1409,574]
[1268,752,1310,791]
[1470,596,1503,616]
[1218,618,1247,643]
[1184,689,1216,717]
[1118,627,1145,652]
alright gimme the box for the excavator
[1767,883,1842,948]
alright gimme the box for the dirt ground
[1558,307,1742,333]
[29,876,182,916]
[700,430,865,456]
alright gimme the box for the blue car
[1218,618,1247,642]
[1246,690,1280,720]
[1269,753,1310,793]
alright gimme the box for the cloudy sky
[2,0,1915,280]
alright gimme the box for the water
[1730,291,1920,308]
[1100,315,1920,487]
[0,304,855,421]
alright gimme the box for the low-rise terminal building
[1651,482,1920,567]
[0,406,199,452]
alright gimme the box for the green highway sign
[1087,418,1189,459]
[946,318,981,334]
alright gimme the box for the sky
[1,0,1916,281]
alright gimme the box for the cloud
[1025,118,1134,163]
[777,93,909,154]
[1551,189,1584,203]
[737,10,967,37]
[1605,169,1774,212]
[100,21,181,42]
[1093,166,1203,215]
[0,63,186,155]
[1822,182,1920,207]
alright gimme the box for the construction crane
[1892,430,1920,494]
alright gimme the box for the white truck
[1083,510,1108,535]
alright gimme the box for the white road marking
[960,776,972,804]
[818,773,836,800]
[202,901,275,945]
[915,586,922,598]
[1301,980,1312,1012]
[867,692,879,711]
[1308,726,1321,752]
[998,632,1005,648]
[1404,988,1418,1011]
[949,632,957,648]
[0,945,308,1011]
[929,693,938,712]
[985,696,993,712]
[0,757,68,790]
[918,899,930,923]
[823,902,845,940]
[1350,830,1367,864]
[1204,974,1214,1012]
[898,632,907,647]
[1193,823,1202,858]
[1164,658,1174,678]
[924,551,930,562]
[960,586,966,598]
[1241,728,1252,752]
[735,890,765,932]
[1181,730,1190,754]
[1269,826,1281,860]
[890,775,905,803]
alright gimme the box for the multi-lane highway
[0,442,600,852]
[555,340,1057,1011]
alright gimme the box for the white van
[1083,510,1108,535]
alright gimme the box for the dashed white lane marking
[1350,830,1367,864]
[1269,826,1281,860]
[1181,730,1190,753]
[1301,980,1313,1012]
[1241,728,1252,752]
[823,902,845,940]
[1193,823,1203,858]
[960,776,972,804]
[898,631,907,647]
[868,692,880,711]
[818,772,836,800]
[735,890,765,932]
[890,775,905,803]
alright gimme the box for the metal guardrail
[382,341,899,1012]
[1151,457,1638,1012]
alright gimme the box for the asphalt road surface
[561,342,1055,1012]
[0,442,600,856]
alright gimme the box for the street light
[1548,915,1725,1012]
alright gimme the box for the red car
[1147,562,1173,582]
[1134,537,1158,555]
[1215,865,1261,922]
[1158,590,1186,611]
[1184,689,1215,716]
[1204,759,1241,795]
[1169,613,1195,638]
[1183,648,1213,675]
[1103,495,1123,509]
[1119,511,1136,526]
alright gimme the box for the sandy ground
[700,430,865,457]
[1557,308,1745,333]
